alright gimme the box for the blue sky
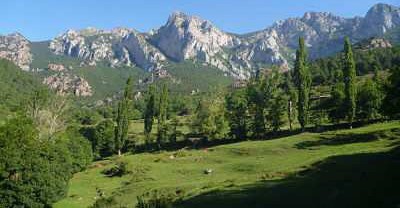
[1,0,399,41]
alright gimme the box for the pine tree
[357,79,382,121]
[93,119,115,158]
[144,84,156,144]
[115,77,133,156]
[191,98,228,140]
[293,37,311,131]
[343,37,356,128]
[157,84,169,148]
[262,68,287,133]
[225,89,248,140]
[246,77,266,139]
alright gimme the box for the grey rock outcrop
[355,37,393,50]
[43,73,93,97]
[47,63,66,72]
[49,27,166,70]
[0,33,32,71]
[150,12,243,75]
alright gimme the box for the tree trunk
[288,100,293,131]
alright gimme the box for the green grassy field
[54,121,400,208]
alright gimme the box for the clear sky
[1,0,399,41]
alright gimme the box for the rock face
[0,33,32,71]
[49,27,166,70]
[43,73,93,97]
[47,63,66,72]
[150,12,243,75]
[46,4,400,78]
[360,3,400,37]
[355,37,393,50]
[240,3,400,63]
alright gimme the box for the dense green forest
[0,59,45,117]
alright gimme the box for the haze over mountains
[1,3,400,78]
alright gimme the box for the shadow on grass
[132,120,395,154]
[295,128,400,150]
[177,146,400,208]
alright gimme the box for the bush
[102,161,132,177]
[73,108,102,125]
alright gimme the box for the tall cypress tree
[115,77,133,156]
[157,84,168,147]
[144,84,156,143]
[343,37,356,128]
[293,37,311,131]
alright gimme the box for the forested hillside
[0,59,93,207]
[0,59,45,117]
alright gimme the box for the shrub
[102,161,132,177]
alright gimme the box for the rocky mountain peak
[367,3,399,15]
[78,27,104,36]
[301,11,345,26]
[152,11,239,73]
[110,27,134,38]
[167,11,214,31]
[168,11,193,22]
[362,3,400,36]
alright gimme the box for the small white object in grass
[204,169,213,174]
[169,155,175,159]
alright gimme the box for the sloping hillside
[54,121,400,208]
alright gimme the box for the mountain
[1,3,400,79]
[361,3,400,37]
[1,3,400,99]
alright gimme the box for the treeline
[188,37,400,141]
[84,80,188,160]
[311,42,400,85]
[88,36,400,159]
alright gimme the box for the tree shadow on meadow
[132,121,391,154]
[295,128,400,150]
[176,146,400,208]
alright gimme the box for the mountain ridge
[1,3,399,78]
